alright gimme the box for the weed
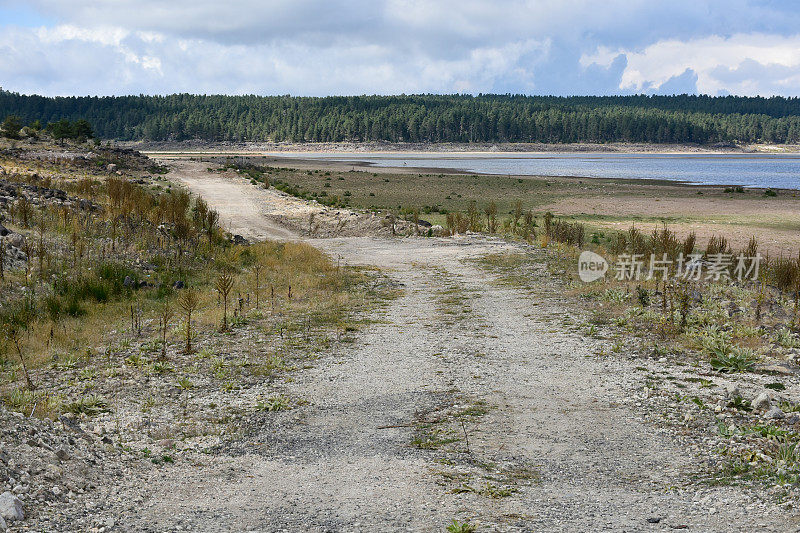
[780,401,800,413]
[774,327,800,348]
[412,425,459,450]
[744,424,796,442]
[727,395,752,412]
[150,361,174,375]
[637,286,650,307]
[255,396,290,411]
[62,394,109,416]
[446,520,477,533]
[710,347,758,373]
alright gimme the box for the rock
[232,234,248,245]
[7,233,24,248]
[107,164,117,172]
[0,491,24,521]
[0,514,6,529]
[725,383,740,398]
[0,223,9,237]
[761,363,795,375]
[123,275,134,288]
[752,392,771,411]
[55,447,70,461]
[766,407,785,419]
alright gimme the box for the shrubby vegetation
[0,147,385,424]
[3,91,800,143]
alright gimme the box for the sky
[1,1,800,97]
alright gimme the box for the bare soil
[165,159,421,239]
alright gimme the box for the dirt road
[166,159,311,241]
[112,161,788,531]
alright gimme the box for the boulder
[0,491,24,521]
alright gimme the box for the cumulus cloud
[582,33,800,96]
[1,0,800,96]
[0,23,551,95]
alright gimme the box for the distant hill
[2,91,800,144]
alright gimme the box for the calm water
[272,152,800,190]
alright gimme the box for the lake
[271,152,800,190]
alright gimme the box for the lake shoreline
[130,140,800,155]
[152,149,800,257]
[152,149,800,192]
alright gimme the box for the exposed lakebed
[271,152,800,190]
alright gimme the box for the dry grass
[0,150,392,419]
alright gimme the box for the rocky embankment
[0,406,130,532]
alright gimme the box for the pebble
[55,447,70,461]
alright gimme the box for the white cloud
[3,1,800,95]
[582,33,800,95]
[0,23,549,96]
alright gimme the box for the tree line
[2,90,800,144]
